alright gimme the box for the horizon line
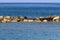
[0,2,58,4]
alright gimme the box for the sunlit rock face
[34,19,41,22]
[53,16,60,22]
[23,19,28,22]
[2,19,7,23]
[27,18,34,22]
[11,20,18,22]
[28,20,33,22]
[23,19,34,22]
[1,16,60,23]
[4,16,11,19]
[1,16,11,23]
[11,17,19,22]
[14,16,21,22]
[0,16,4,22]
[43,20,48,22]
[0,16,4,19]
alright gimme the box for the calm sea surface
[0,3,60,40]
[0,3,60,17]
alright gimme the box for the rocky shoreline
[0,16,60,23]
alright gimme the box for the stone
[43,20,48,22]
[28,20,33,22]
[11,19,18,22]
[23,19,28,22]
[0,16,4,19]
[0,16,4,22]
[53,16,60,22]
[4,16,11,19]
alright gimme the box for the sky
[0,0,60,3]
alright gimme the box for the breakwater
[0,16,60,23]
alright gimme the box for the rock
[43,20,48,22]
[34,18,41,22]
[2,18,8,23]
[2,19,9,23]
[1,16,60,23]
[11,17,19,22]
[0,16,4,19]
[23,19,28,22]
[15,16,21,22]
[20,16,24,18]
[2,21,7,23]
[28,20,33,22]
[11,20,18,22]
[54,19,59,22]
[4,16,11,19]
[0,16,4,22]
[36,20,41,22]
[24,16,27,19]
[1,16,12,23]
[53,16,60,22]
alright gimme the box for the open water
[0,3,60,40]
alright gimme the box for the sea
[0,3,60,40]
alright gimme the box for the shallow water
[0,22,60,40]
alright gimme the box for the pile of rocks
[0,16,60,23]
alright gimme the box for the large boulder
[53,16,60,22]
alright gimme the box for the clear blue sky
[0,0,60,3]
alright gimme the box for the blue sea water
[0,22,60,40]
[0,3,60,17]
[0,3,60,40]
